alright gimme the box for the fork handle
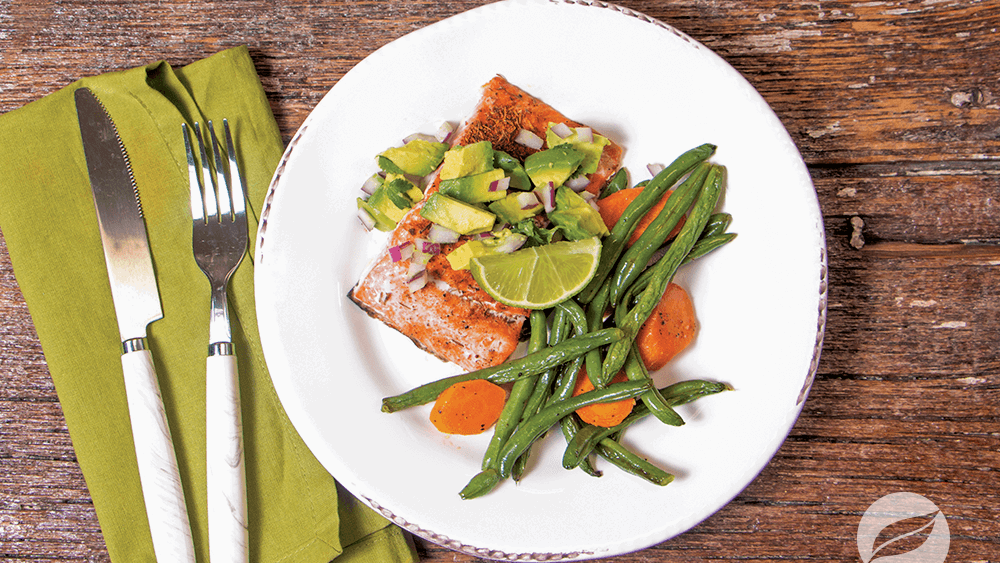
[121,348,197,563]
[206,352,249,563]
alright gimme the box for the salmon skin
[349,76,624,371]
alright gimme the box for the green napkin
[0,46,418,563]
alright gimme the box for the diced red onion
[551,122,573,139]
[360,175,381,195]
[515,191,541,211]
[403,132,437,144]
[576,127,593,143]
[515,129,544,150]
[534,182,556,213]
[471,231,494,240]
[407,261,426,278]
[488,176,511,192]
[579,190,596,201]
[357,208,376,231]
[647,163,666,177]
[412,237,441,255]
[428,224,460,244]
[494,233,527,254]
[435,121,455,143]
[588,199,601,213]
[565,176,590,192]
[407,269,428,292]
[388,241,414,262]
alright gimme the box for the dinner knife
[74,87,197,563]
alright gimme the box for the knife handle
[121,348,197,563]
[206,352,249,563]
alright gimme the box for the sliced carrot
[430,379,507,435]
[571,367,634,427]
[636,282,697,371]
[597,187,686,246]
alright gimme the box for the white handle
[206,353,248,563]
[121,349,197,563]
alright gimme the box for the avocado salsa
[357,121,611,279]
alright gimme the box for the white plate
[254,0,827,560]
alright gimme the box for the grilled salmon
[350,75,624,370]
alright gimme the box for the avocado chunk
[356,197,396,232]
[545,122,610,176]
[547,186,609,240]
[379,138,448,177]
[488,191,543,225]
[440,141,495,180]
[420,192,496,235]
[439,169,507,204]
[445,240,490,270]
[494,149,532,190]
[366,175,421,225]
[524,145,586,188]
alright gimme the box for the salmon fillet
[349,75,624,371]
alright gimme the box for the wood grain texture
[2,1,999,562]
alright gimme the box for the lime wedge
[469,237,602,309]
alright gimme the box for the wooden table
[2,1,998,561]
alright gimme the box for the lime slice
[469,237,602,309]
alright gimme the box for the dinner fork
[183,119,249,563]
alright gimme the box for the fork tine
[195,122,220,221]
[208,121,233,220]
[183,123,206,224]
[222,119,247,220]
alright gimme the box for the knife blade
[75,87,196,563]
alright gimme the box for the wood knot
[849,215,865,249]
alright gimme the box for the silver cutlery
[75,87,197,563]
[183,119,249,563]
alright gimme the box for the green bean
[482,310,548,470]
[685,232,737,263]
[496,380,651,478]
[594,439,674,486]
[576,143,716,305]
[509,308,580,481]
[599,167,629,198]
[381,327,625,413]
[607,162,711,308]
[559,413,602,477]
[520,310,570,418]
[702,212,732,238]
[562,424,612,470]
[600,165,725,384]
[550,299,590,402]
[459,468,501,500]
[624,344,684,426]
[548,304,603,477]
[511,443,532,482]
[562,380,730,469]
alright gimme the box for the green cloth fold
[0,46,418,563]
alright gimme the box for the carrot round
[430,380,507,435]
[571,367,634,427]
[597,187,686,246]
[636,282,697,371]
